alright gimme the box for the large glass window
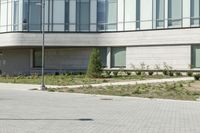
[97,0,107,31]
[0,0,8,32]
[53,0,65,31]
[191,0,200,26]
[13,0,19,31]
[65,0,69,31]
[107,0,117,31]
[33,50,42,68]
[29,0,42,31]
[99,47,107,67]
[136,0,140,30]
[124,0,136,30]
[23,0,29,31]
[192,46,200,68]
[76,0,90,31]
[111,47,126,68]
[155,0,165,28]
[97,0,117,31]
[168,0,182,27]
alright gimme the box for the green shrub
[175,72,182,76]
[187,71,193,77]
[148,71,154,76]
[169,71,174,76]
[113,71,118,76]
[136,71,142,76]
[54,72,60,75]
[163,70,168,75]
[194,74,200,80]
[125,71,132,76]
[86,48,102,78]
[105,71,111,76]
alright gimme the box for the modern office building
[0,0,200,75]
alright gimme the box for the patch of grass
[0,74,104,85]
[0,74,186,86]
[48,81,200,101]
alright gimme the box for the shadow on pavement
[0,118,94,121]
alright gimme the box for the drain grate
[78,118,94,121]
[100,98,113,101]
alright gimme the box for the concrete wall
[0,28,200,47]
[0,45,195,75]
[0,48,92,75]
[0,49,30,75]
[44,48,91,70]
[126,45,191,70]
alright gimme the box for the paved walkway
[0,77,194,91]
[0,86,200,133]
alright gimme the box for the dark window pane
[65,0,69,30]
[33,50,42,68]
[76,0,90,31]
[29,0,42,31]
[136,0,140,29]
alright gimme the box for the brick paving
[0,86,200,133]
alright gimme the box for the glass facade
[0,0,200,33]
[23,0,29,31]
[13,0,19,31]
[76,0,90,31]
[168,0,182,27]
[53,0,65,31]
[29,0,42,31]
[155,0,165,28]
[191,0,200,26]
[65,0,69,31]
[136,0,140,30]
[97,0,117,31]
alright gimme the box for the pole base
[41,84,46,91]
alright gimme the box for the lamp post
[41,0,46,90]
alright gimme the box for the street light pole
[41,0,46,90]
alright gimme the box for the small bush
[79,72,85,75]
[169,71,174,76]
[163,70,168,76]
[86,48,102,78]
[175,72,182,76]
[54,72,60,75]
[113,71,118,76]
[194,74,200,80]
[135,71,142,76]
[125,71,132,76]
[187,71,193,77]
[105,71,111,76]
[148,71,154,76]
